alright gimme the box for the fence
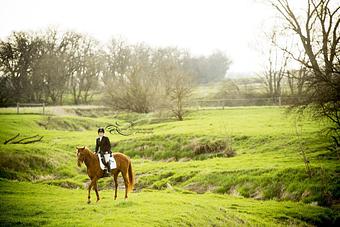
[16,103,46,114]
[192,97,300,109]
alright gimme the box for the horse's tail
[128,161,134,192]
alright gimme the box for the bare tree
[261,31,289,102]
[215,79,240,99]
[36,29,70,105]
[286,67,308,98]
[66,33,101,104]
[103,41,157,113]
[167,70,193,121]
[153,48,193,121]
[0,30,125,106]
[0,32,42,104]
[270,0,340,151]
[80,50,102,103]
[103,43,193,118]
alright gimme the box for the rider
[95,127,112,175]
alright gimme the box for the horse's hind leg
[94,181,100,202]
[122,171,129,199]
[113,171,118,200]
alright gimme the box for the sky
[0,0,279,75]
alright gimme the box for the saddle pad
[98,154,117,170]
[109,156,117,169]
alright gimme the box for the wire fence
[0,97,302,115]
[191,97,300,109]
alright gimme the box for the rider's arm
[107,137,111,152]
[95,138,99,153]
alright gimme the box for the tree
[206,51,232,82]
[270,0,340,151]
[215,79,240,99]
[0,76,13,105]
[103,41,157,113]
[79,50,102,103]
[286,67,308,98]
[0,32,42,104]
[102,42,193,118]
[35,29,70,105]
[186,51,231,84]
[259,30,289,102]
[155,47,193,120]
[65,32,101,104]
[167,70,192,121]
[102,39,133,111]
[0,30,123,106]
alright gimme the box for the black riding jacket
[95,136,111,154]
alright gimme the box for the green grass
[0,179,337,226]
[0,106,339,225]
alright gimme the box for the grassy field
[0,179,336,226]
[0,106,339,226]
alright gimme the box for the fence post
[16,103,19,114]
[278,97,282,106]
[42,103,45,115]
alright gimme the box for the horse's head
[76,146,86,167]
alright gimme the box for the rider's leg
[106,161,111,173]
[100,153,109,174]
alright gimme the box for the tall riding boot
[101,155,109,177]
[106,162,111,173]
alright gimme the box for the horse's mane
[83,147,96,157]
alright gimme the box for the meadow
[0,106,339,226]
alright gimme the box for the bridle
[77,150,85,167]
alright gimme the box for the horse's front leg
[87,182,92,204]
[87,179,95,204]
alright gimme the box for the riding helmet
[98,127,105,133]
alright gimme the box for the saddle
[98,153,117,171]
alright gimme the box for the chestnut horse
[76,146,134,203]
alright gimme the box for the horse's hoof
[87,200,91,204]
[96,199,100,203]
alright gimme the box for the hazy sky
[1,0,278,74]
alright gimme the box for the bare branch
[4,133,20,144]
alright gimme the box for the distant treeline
[0,29,231,112]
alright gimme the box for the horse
[76,146,134,203]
